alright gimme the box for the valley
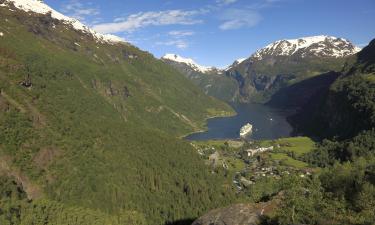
[0,0,374,225]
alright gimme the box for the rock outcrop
[192,203,272,225]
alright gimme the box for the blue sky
[45,0,375,67]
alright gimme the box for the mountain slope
[289,39,375,139]
[267,71,341,109]
[0,1,236,224]
[227,35,360,102]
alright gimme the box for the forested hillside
[0,2,236,225]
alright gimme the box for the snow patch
[235,57,247,64]
[162,54,215,73]
[1,0,125,44]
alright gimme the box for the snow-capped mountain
[252,35,360,60]
[0,0,124,44]
[223,35,362,102]
[161,54,216,73]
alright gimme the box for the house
[245,146,274,157]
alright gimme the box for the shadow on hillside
[267,71,341,109]
[165,218,196,225]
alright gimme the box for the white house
[245,146,274,157]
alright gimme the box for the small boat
[240,123,253,138]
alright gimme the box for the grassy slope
[0,7,236,225]
[274,137,315,157]
[269,153,308,169]
[262,137,315,168]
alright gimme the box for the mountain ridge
[251,35,361,61]
[1,0,124,43]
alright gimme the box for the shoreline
[180,108,238,139]
[181,102,296,141]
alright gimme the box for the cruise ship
[239,123,253,138]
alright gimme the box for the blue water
[185,104,294,141]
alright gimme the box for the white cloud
[219,9,262,30]
[156,40,189,49]
[168,30,195,37]
[61,0,100,22]
[92,10,204,34]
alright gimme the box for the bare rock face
[191,203,265,225]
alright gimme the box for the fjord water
[186,104,294,141]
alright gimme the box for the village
[191,137,316,192]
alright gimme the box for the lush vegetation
[0,175,147,225]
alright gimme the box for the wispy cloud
[219,9,262,30]
[247,0,283,10]
[168,30,195,37]
[216,0,238,6]
[92,10,204,34]
[61,0,100,23]
[156,40,189,49]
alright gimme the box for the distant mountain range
[163,35,361,103]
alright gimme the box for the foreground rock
[192,203,270,225]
